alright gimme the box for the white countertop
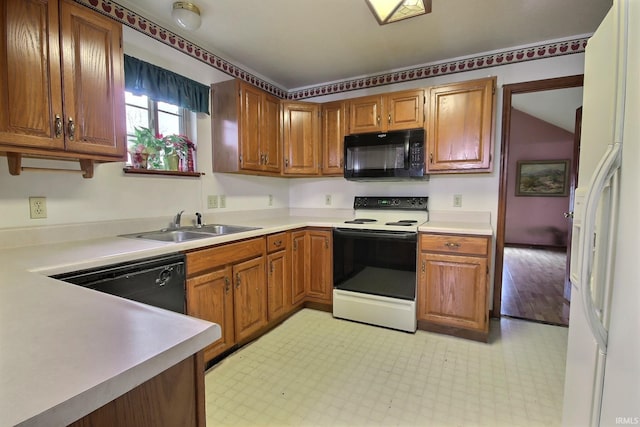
[0,210,491,426]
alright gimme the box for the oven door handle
[334,228,417,241]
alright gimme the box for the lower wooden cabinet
[186,267,234,362]
[291,230,308,305]
[266,232,292,320]
[233,256,267,341]
[68,352,205,427]
[417,233,491,341]
[186,228,333,363]
[186,237,266,362]
[291,228,332,305]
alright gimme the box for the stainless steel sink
[186,224,261,235]
[120,224,261,242]
[124,229,215,243]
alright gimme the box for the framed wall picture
[515,159,570,196]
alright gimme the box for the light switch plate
[207,195,218,209]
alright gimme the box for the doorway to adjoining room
[495,76,584,327]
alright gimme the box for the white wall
[0,23,584,231]
[291,54,586,233]
[0,26,289,229]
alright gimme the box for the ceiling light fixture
[172,2,201,31]
[365,0,431,25]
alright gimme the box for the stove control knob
[392,199,399,206]
[410,198,416,205]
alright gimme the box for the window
[123,55,208,174]
[125,91,190,169]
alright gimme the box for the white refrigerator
[562,0,640,426]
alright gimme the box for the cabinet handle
[388,113,391,124]
[67,117,75,140]
[54,115,63,138]
[376,115,380,124]
[285,158,289,167]
[421,261,426,273]
[293,240,297,250]
[273,240,282,247]
[264,154,269,164]
[235,273,241,288]
[325,237,329,249]
[445,242,461,248]
[429,152,433,163]
[270,261,274,274]
[224,276,230,293]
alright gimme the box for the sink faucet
[195,212,203,228]
[172,210,184,229]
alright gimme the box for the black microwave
[343,128,427,181]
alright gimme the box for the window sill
[123,167,204,177]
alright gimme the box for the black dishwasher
[52,253,186,314]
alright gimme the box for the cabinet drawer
[420,234,489,256]
[186,237,265,276]
[266,232,289,253]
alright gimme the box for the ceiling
[113,0,612,90]
[512,88,584,133]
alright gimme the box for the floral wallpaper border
[77,0,588,100]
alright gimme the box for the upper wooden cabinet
[0,0,125,161]
[212,80,281,174]
[320,101,346,175]
[348,89,425,134]
[282,101,320,175]
[427,77,496,173]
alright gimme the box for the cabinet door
[387,89,424,131]
[321,101,345,175]
[267,249,290,320]
[186,267,235,362]
[290,231,307,305]
[233,256,267,342]
[427,78,495,172]
[282,101,320,175]
[0,0,64,150]
[307,230,332,303]
[60,0,124,157]
[418,252,487,332]
[239,83,263,171]
[348,95,383,134]
[262,93,281,172]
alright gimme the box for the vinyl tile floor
[205,309,568,427]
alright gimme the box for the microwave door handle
[404,140,410,169]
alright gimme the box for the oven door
[333,228,417,300]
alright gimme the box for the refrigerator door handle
[579,142,622,354]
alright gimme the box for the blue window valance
[124,55,210,114]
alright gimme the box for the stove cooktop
[340,196,429,231]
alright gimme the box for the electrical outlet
[268,194,273,206]
[207,195,218,209]
[29,197,47,219]
[325,194,332,206]
[453,194,462,208]
[219,195,226,208]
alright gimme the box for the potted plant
[128,127,163,169]
[161,134,184,171]
[163,134,196,171]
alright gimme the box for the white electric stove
[332,196,428,332]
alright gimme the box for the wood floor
[501,246,570,326]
